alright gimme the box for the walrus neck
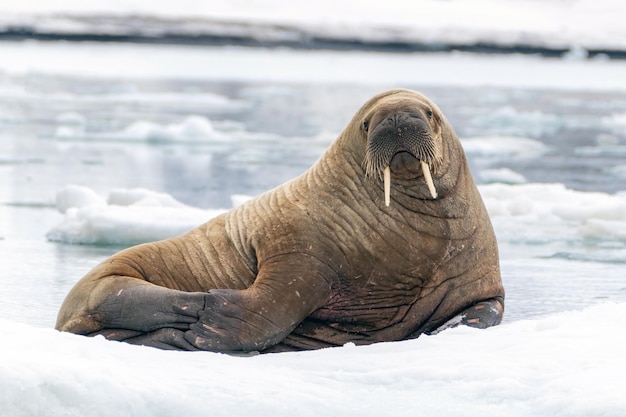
[315,135,364,183]
[297,132,369,202]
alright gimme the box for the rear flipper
[430,297,504,335]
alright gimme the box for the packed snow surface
[2,302,626,417]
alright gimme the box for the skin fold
[56,89,504,352]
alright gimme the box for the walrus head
[361,92,444,205]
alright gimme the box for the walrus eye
[426,110,433,119]
[363,120,369,133]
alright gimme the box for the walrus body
[56,89,504,352]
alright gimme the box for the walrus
[56,89,504,352]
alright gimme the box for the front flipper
[184,289,288,352]
[185,254,331,352]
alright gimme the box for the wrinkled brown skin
[56,89,504,353]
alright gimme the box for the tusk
[421,161,437,199]
[384,166,391,206]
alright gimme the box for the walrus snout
[363,110,440,205]
[363,110,439,178]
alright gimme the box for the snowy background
[1,0,626,56]
[1,1,626,416]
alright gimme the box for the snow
[470,107,565,137]
[481,183,626,247]
[2,302,625,417]
[477,168,527,185]
[603,111,626,132]
[461,136,548,159]
[46,185,226,245]
[55,115,228,143]
[3,42,626,92]
[52,114,273,145]
[0,0,625,52]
